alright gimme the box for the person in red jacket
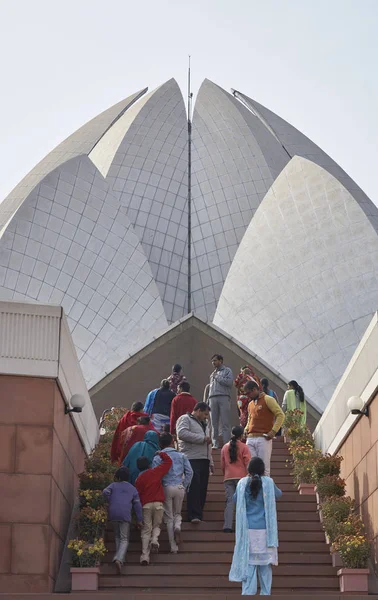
[170,381,197,436]
[135,452,172,565]
[110,402,147,463]
[118,416,156,464]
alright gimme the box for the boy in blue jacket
[103,466,143,574]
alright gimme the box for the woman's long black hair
[248,457,265,499]
[261,377,269,394]
[228,426,244,463]
[288,380,305,403]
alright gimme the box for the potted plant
[77,506,108,541]
[319,496,356,560]
[334,534,370,592]
[292,458,316,494]
[315,475,345,504]
[283,409,305,442]
[312,454,342,483]
[68,538,107,591]
[323,513,364,547]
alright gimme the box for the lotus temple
[0,78,377,595]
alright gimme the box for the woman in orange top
[221,426,250,533]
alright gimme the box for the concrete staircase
[3,438,378,600]
[97,437,353,598]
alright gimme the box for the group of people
[103,355,307,595]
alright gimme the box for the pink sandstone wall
[339,390,378,582]
[0,375,86,593]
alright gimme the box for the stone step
[205,483,296,492]
[94,593,375,599]
[201,501,316,511]
[184,492,315,503]
[2,595,375,600]
[104,540,330,553]
[101,551,334,564]
[105,530,326,543]
[98,574,339,589]
[197,490,300,502]
[100,563,337,577]
[106,519,322,532]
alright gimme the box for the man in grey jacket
[176,402,212,524]
[208,354,233,448]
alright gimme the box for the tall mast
[187,56,193,314]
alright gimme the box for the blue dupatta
[229,476,278,582]
[144,388,159,415]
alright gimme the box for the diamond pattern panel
[105,79,188,323]
[238,92,378,224]
[191,79,289,321]
[214,156,378,411]
[0,90,146,233]
[0,156,167,388]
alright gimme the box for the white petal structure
[103,79,188,323]
[0,90,169,388]
[1,78,377,412]
[191,80,289,321]
[214,156,378,412]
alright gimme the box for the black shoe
[223,528,233,533]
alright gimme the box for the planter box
[71,567,100,591]
[298,483,316,495]
[337,568,369,593]
[318,508,324,524]
[325,532,331,545]
[331,548,343,568]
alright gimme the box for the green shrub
[79,471,114,491]
[321,495,354,523]
[334,534,370,569]
[316,475,345,499]
[312,454,342,483]
[292,459,315,486]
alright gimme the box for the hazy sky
[1,0,378,206]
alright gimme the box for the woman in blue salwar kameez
[229,457,282,595]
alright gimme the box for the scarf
[122,431,160,484]
[144,388,159,415]
[110,410,148,462]
[229,476,278,582]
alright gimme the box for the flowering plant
[68,538,107,568]
[292,458,316,485]
[316,475,345,499]
[286,424,314,444]
[289,441,320,462]
[79,490,106,510]
[85,454,117,475]
[77,506,107,541]
[283,409,305,430]
[312,454,342,483]
[79,470,114,491]
[333,534,370,569]
[324,513,364,544]
[100,408,128,435]
[320,496,354,523]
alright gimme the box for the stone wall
[339,390,378,590]
[0,375,86,593]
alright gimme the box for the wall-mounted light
[65,394,86,415]
[347,395,369,418]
